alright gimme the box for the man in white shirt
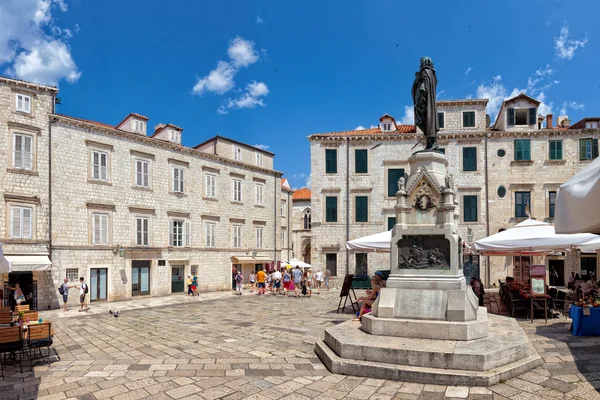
[272,269,282,295]
[314,270,323,294]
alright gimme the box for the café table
[519,290,553,323]
[569,306,600,336]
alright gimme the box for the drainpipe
[274,174,278,269]
[287,191,291,261]
[49,95,55,261]
[346,137,350,276]
[484,134,490,288]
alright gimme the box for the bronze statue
[412,57,439,150]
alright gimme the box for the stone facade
[0,76,285,309]
[309,96,600,288]
[290,189,312,263]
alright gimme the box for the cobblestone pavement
[1,289,600,399]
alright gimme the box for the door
[548,259,565,287]
[90,268,107,302]
[7,272,33,310]
[171,266,184,293]
[132,260,150,296]
[463,255,480,282]
[580,255,597,281]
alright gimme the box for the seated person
[354,277,381,321]
[374,271,387,288]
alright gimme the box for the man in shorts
[256,268,267,295]
[292,266,303,298]
[282,269,291,295]
[78,277,89,312]
[60,277,75,311]
[314,269,323,294]
[271,269,282,295]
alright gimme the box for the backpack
[83,283,88,294]
[58,285,64,295]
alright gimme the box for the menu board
[529,265,547,297]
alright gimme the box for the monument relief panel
[396,235,450,270]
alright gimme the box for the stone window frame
[280,228,286,247]
[511,186,534,220]
[255,152,263,167]
[231,223,243,248]
[353,148,369,175]
[132,157,152,190]
[461,194,479,223]
[324,195,338,223]
[65,268,79,282]
[9,125,38,173]
[204,221,216,248]
[254,182,265,206]
[14,93,33,115]
[169,218,191,248]
[170,166,185,194]
[461,110,477,128]
[280,200,286,218]
[461,146,478,172]
[232,178,243,203]
[89,211,111,246]
[543,184,561,220]
[205,173,217,198]
[133,215,151,247]
[353,194,370,224]
[548,140,563,161]
[7,202,36,240]
[86,141,113,185]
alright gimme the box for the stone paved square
[1,290,600,399]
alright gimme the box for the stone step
[315,339,542,387]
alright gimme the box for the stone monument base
[315,314,542,386]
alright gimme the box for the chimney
[154,123,166,134]
[557,116,571,128]
[546,114,553,129]
[537,115,544,130]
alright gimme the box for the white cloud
[192,61,236,95]
[554,25,587,60]
[0,0,81,85]
[476,75,507,118]
[256,17,264,24]
[227,36,259,67]
[220,81,269,113]
[399,105,414,125]
[464,67,472,75]
[247,81,268,97]
[355,125,366,130]
[560,101,585,115]
[253,144,269,150]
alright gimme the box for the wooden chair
[0,326,25,378]
[14,305,29,313]
[21,311,38,323]
[508,291,528,318]
[27,323,53,369]
[0,311,12,325]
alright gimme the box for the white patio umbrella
[475,219,599,255]
[555,156,600,234]
[346,230,392,252]
[286,258,311,269]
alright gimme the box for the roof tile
[292,188,311,200]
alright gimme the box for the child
[235,271,244,295]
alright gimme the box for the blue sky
[1,0,597,189]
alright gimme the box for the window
[233,145,242,161]
[255,227,263,248]
[135,217,149,246]
[437,112,444,129]
[133,120,145,133]
[204,222,216,248]
[549,191,557,218]
[463,195,478,222]
[232,225,242,248]
[169,130,180,143]
[91,151,108,181]
[65,269,79,281]
[355,149,368,173]
[205,174,216,198]
[387,217,396,231]
[387,168,405,197]
[135,159,150,187]
[15,94,31,113]
[497,186,507,199]
[10,206,32,239]
[508,108,536,126]
[462,111,475,127]
[382,123,392,131]
[514,139,531,161]
[355,253,368,276]
[325,196,337,222]
[355,196,368,223]
[326,253,337,276]
[232,179,242,202]
[92,213,109,245]
[281,230,285,247]
[549,140,563,160]
[325,149,337,174]
[515,192,531,218]
[13,133,33,170]
[172,167,184,193]
[580,138,599,161]
[281,201,286,217]
[462,147,477,172]
[303,209,312,229]
[585,121,599,129]
[497,149,506,158]
[255,153,263,167]
[170,220,190,247]
[255,183,264,205]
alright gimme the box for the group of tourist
[236,266,331,297]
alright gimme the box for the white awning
[5,255,52,272]
[346,230,392,252]
[231,256,272,264]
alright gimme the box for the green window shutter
[355,196,368,222]
[355,149,368,173]
[463,112,475,127]
[557,141,563,159]
[325,197,337,222]
[463,112,468,127]
[524,140,531,160]
[437,112,444,128]
[580,139,586,160]
[514,140,520,160]
[549,141,563,160]
[463,147,477,171]
[463,195,477,222]
[325,149,337,173]
[387,169,405,197]
[593,139,599,159]
[508,108,515,126]
[528,108,536,125]
[387,217,396,231]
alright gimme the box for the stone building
[309,94,600,288]
[280,178,293,263]
[290,188,312,264]
[0,76,285,309]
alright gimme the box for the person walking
[256,268,267,295]
[192,274,199,296]
[314,270,323,295]
[249,272,256,293]
[282,269,291,296]
[324,269,331,291]
[59,277,75,311]
[186,275,193,296]
[272,269,282,295]
[77,277,89,312]
[235,271,244,295]
[304,269,313,297]
[292,266,303,298]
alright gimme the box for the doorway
[463,255,480,282]
[90,268,107,302]
[171,266,184,293]
[548,259,565,287]
[7,272,34,310]
[580,255,597,281]
[132,260,150,296]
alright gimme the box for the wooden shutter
[507,108,515,126]
[10,207,21,238]
[184,221,190,247]
[13,134,22,168]
[169,221,175,246]
[326,149,337,173]
[524,140,531,160]
[356,197,368,222]
[143,161,149,187]
[437,112,444,128]
[100,153,108,181]
[22,207,32,239]
[92,214,100,244]
[593,139,599,159]
[23,135,32,170]
[16,95,23,111]
[463,147,476,171]
[528,108,536,125]
[355,150,367,173]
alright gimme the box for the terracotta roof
[569,117,600,129]
[55,114,115,129]
[151,123,184,138]
[116,113,149,128]
[379,114,396,122]
[505,93,541,106]
[0,76,58,92]
[292,188,311,201]
[193,135,276,156]
[310,125,416,138]
[281,178,292,190]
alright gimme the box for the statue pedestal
[315,150,541,386]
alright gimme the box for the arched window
[302,208,312,230]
